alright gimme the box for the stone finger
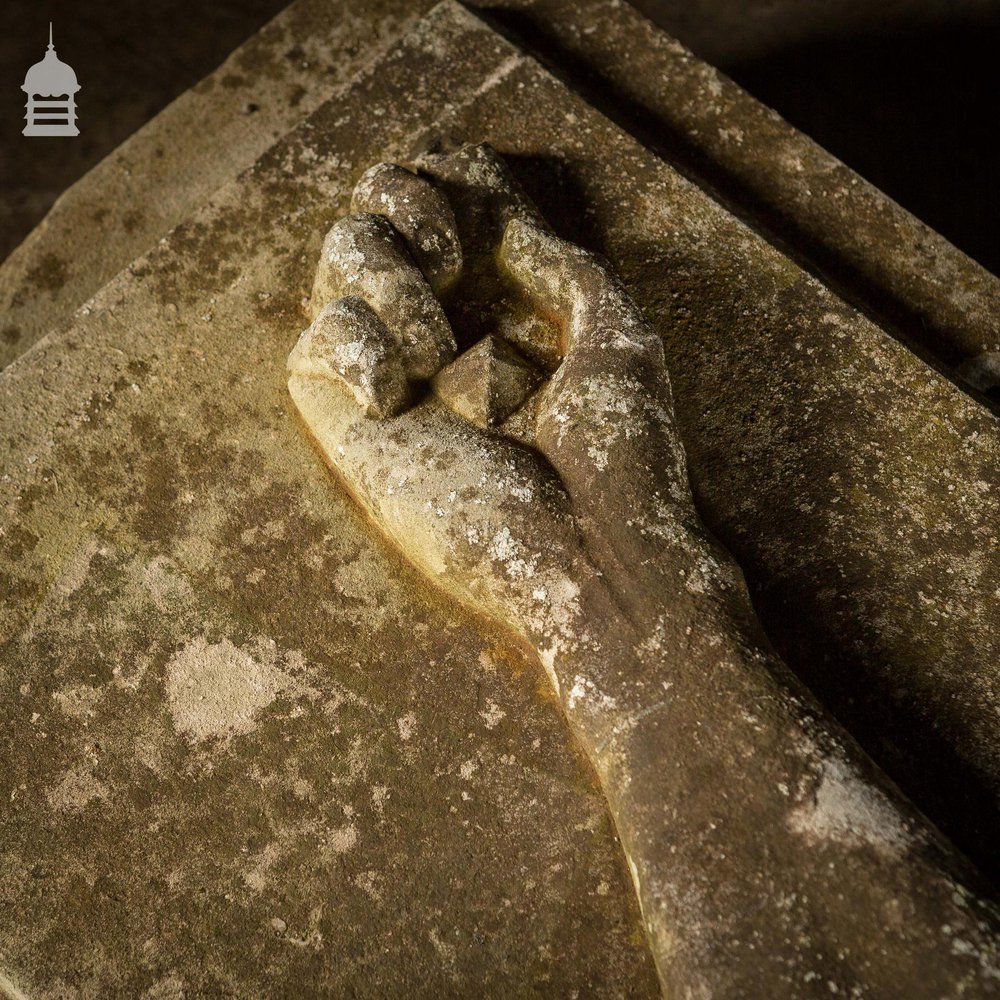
[311,211,457,382]
[351,161,462,296]
[288,296,410,420]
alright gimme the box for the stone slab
[3,0,1000,994]
[0,9,661,996]
[3,0,998,402]
[8,0,1000,896]
[0,0,425,371]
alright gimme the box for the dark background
[2,0,999,275]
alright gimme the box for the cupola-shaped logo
[22,23,80,137]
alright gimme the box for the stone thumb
[499,217,690,527]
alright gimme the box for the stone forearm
[545,576,1000,997]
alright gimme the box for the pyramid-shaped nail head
[433,335,542,428]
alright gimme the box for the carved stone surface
[0,11,660,996]
[3,0,999,394]
[432,335,541,428]
[2,0,1000,996]
[289,142,1000,995]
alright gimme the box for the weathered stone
[290,141,1000,998]
[290,298,411,419]
[0,10,661,996]
[409,35,1000,885]
[433,335,542,427]
[351,161,463,296]
[3,0,1000,995]
[310,212,457,380]
[4,0,998,400]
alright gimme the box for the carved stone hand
[289,144,1000,998]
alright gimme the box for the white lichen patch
[567,674,620,726]
[488,526,538,579]
[141,555,196,613]
[371,784,390,819]
[243,841,283,894]
[428,927,460,982]
[354,870,383,901]
[479,700,505,729]
[327,823,358,854]
[164,635,313,744]
[141,974,186,1000]
[788,753,912,857]
[51,683,104,721]
[396,712,417,741]
[46,763,110,813]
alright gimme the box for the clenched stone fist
[289,144,1000,998]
